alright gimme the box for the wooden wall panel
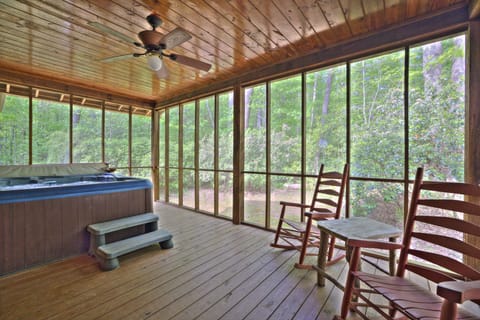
[0,205,6,274]
[44,199,63,262]
[118,191,131,217]
[147,188,153,212]
[0,188,152,275]
[75,196,93,254]
[24,200,45,267]
[128,189,143,215]
[12,202,25,271]
[90,194,107,223]
[61,198,78,257]
[0,204,14,274]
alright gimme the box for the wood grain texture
[156,4,469,107]
[0,0,468,105]
[0,203,357,320]
[465,19,480,271]
[338,168,480,319]
[12,202,26,272]
[0,204,14,274]
[470,0,480,17]
[0,188,153,276]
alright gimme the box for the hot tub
[0,164,153,275]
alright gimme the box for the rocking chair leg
[271,205,286,247]
[295,217,313,269]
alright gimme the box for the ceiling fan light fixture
[147,55,163,71]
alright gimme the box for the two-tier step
[87,213,173,271]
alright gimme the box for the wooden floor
[0,203,350,320]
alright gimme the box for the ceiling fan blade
[156,65,169,79]
[88,21,136,44]
[160,27,192,49]
[172,54,212,72]
[100,54,135,63]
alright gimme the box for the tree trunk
[73,109,81,126]
[310,72,319,129]
[321,71,333,126]
[423,41,443,99]
[204,99,215,129]
[451,36,465,97]
[315,71,334,168]
[244,87,252,129]
[256,107,266,129]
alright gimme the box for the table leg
[388,236,397,317]
[389,236,396,276]
[317,230,329,287]
[347,245,360,303]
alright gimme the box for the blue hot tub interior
[0,173,120,189]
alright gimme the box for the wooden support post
[195,100,200,211]
[165,110,170,202]
[265,82,271,229]
[152,110,160,201]
[301,73,306,222]
[214,94,219,216]
[28,87,32,165]
[128,106,133,176]
[101,101,105,163]
[232,85,244,225]
[69,95,73,163]
[178,105,184,207]
[465,19,480,270]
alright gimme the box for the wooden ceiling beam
[156,4,469,108]
[470,0,480,19]
[0,63,155,109]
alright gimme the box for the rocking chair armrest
[279,201,310,208]
[347,238,404,251]
[437,280,480,303]
[304,211,336,220]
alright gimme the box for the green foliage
[73,106,102,163]
[182,102,195,168]
[32,99,70,164]
[131,114,151,167]
[270,75,302,174]
[305,66,347,174]
[350,51,405,179]
[0,36,465,225]
[168,108,179,167]
[0,95,29,165]
[105,110,129,167]
[0,96,151,173]
[409,37,465,182]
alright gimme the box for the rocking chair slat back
[338,167,480,319]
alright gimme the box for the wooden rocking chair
[337,167,480,320]
[271,164,349,269]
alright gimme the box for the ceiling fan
[88,14,212,79]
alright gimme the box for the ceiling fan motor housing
[138,30,164,51]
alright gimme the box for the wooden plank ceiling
[0,0,467,107]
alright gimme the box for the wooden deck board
[0,203,352,320]
[89,230,269,320]
[35,221,257,319]
[1,211,225,316]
